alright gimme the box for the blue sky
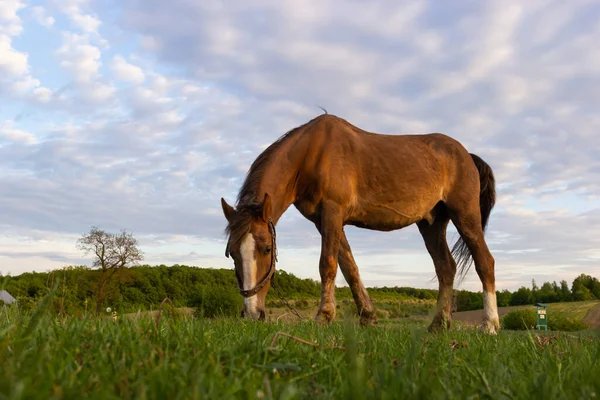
[1,0,599,291]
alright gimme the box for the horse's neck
[257,156,299,224]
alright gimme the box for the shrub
[548,314,590,331]
[192,285,243,319]
[295,298,311,309]
[502,309,537,330]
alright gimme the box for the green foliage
[502,309,538,330]
[572,274,600,299]
[2,265,599,319]
[496,289,512,307]
[510,287,534,306]
[192,285,243,319]
[548,314,590,332]
[573,286,595,301]
[455,290,484,311]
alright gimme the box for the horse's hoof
[479,318,500,335]
[427,314,451,333]
[314,308,335,325]
[359,311,378,327]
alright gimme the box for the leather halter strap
[236,217,277,298]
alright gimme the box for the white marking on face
[240,233,258,317]
[483,290,499,323]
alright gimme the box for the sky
[1,0,599,292]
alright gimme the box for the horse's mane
[235,114,324,207]
[225,114,324,245]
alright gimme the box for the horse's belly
[346,203,428,232]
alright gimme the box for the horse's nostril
[259,310,266,321]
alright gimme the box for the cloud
[0,35,28,76]
[29,5,55,27]
[0,0,24,36]
[0,121,37,144]
[50,0,101,33]
[0,0,53,102]
[56,32,102,83]
[0,0,599,292]
[110,55,145,84]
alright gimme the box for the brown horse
[221,114,499,334]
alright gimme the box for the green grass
[546,300,600,320]
[1,300,599,400]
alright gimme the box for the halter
[235,217,278,298]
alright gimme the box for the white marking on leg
[483,290,499,332]
[240,233,258,318]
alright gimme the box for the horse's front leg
[315,203,344,324]
[338,231,377,326]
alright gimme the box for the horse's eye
[264,247,271,255]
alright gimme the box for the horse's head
[221,193,276,320]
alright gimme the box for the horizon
[1,262,594,294]
[1,0,599,292]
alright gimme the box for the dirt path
[582,304,600,329]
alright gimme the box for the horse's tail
[452,153,496,283]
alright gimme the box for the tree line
[1,263,598,316]
[454,274,600,311]
[1,227,598,316]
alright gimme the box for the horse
[221,113,499,334]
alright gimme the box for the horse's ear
[262,193,272,221]
[221,198,236,222]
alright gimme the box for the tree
[571,274,600,300]
[510,287,533,306]
[77,226,144,315]
[559,280,571,301]
[537,282,558,303]
[496,289,512,307]
[531,279,539,302]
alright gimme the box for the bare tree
[77,226,144,315]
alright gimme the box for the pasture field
[1,300,599,400]
[452,300,600,328]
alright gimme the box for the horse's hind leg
[448,205,499,334]
[338,230,377,326]
[417,212,456,332]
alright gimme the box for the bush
[295,298,312,309]
[192,286,243,319]
[502,309,537,330]
[548,314,590,331]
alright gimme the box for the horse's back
[292,115,478,230]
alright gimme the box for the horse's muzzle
[240,308,266,321]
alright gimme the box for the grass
[266,298,436,324]
[546,300,600,320]
[1,298,599,400]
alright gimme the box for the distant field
[452,300,600,329]
[121,299,600,329]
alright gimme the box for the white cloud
[0,1,53,103]
[0,0,599,291]
[0,0,24,36]
[70,12,101,33]
[0,35,28,76]
[111,55,145,83]
[0,121,37,144]
[56,33,102,82]
[29,5,55,27]
[33,87,52,102]
[9,75,40,93]
[51,0,100,33]
[81,81,116,103]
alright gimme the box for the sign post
[535,303,548,331]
